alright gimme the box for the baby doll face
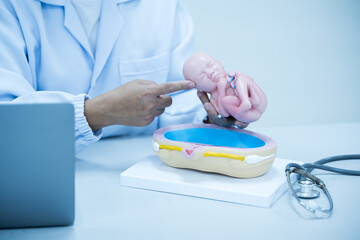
[183,52,226,93]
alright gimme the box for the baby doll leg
[223,95,260,123]
[248,82,267,112]
[248,83,261,106]
[222,95,247,115]
[229,93,252,114]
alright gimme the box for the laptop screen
[0,103,75,228]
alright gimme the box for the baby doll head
[183,52,226,93]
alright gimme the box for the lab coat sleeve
[0,4,101,153]
[159,1,207,127]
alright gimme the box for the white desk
[1,122,359,240]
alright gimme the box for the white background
[182,0,360,128]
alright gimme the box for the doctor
[0,0,240,152]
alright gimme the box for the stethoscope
[285,154,360,218]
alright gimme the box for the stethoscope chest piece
[294,180,320,199]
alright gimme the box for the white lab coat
[0,0,206,152]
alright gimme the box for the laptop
[0,103,75,228]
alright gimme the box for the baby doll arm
[233,72,253,113]
[216,77,231,117]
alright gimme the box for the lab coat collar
[37,0,133,88]
[36,0,96,61]
[36,0,66,6]
[91,0,125,87]
[36,0,95,61]
[36,0,135,6]
[63,0,94,61]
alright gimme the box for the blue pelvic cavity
[164,128,265,148]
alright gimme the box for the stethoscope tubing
[304,154,360,175]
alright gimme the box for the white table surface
[1,122,359,240]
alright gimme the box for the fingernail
[188,82,195,88]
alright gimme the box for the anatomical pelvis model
[153,124,277,178]
[152,53,276,178]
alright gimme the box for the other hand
[197,90,249,129]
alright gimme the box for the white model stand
[120,155,299,207]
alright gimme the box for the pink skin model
[183,52,267,123]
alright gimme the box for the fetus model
[183,52,267,123]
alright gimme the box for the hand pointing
[84,79,195,131]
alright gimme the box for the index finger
[153,80,195,95]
